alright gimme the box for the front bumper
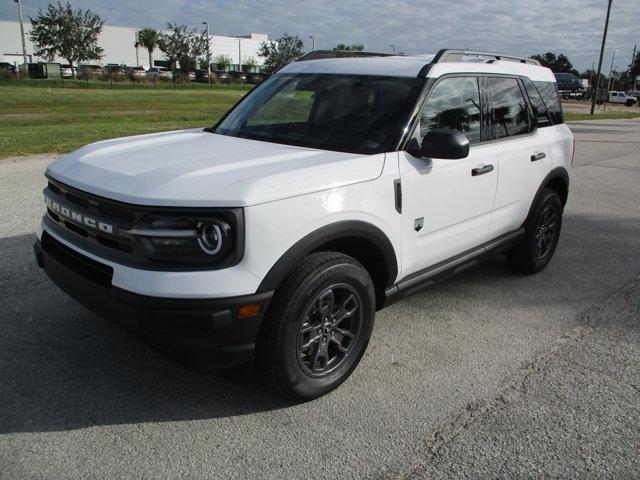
[34,233,273,369]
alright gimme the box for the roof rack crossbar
[431,49,541,66]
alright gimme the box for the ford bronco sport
[34,49,574,400]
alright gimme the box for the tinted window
[487,77,530,139]
[419,76,481,144]
[534,81,563,124]
[522,77,552,128]
[216,73,424,154]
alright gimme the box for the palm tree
[136,28,160,68]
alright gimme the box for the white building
[0,20,268,70]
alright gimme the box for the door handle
[471,164,494,176]
[531,152,546,162]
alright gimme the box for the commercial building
[0,20,268,70]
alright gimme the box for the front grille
[42,232,114,287]
[45,179,135,255]
[48,181,135,221]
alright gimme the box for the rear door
[486,76,551,238]
[399,75,498,278]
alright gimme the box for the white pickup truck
[608,91,637,106]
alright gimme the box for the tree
[257,33,304,73]
[530,52,578,75]
[331,43,365,52]
[136,28,160,68]
[29,1,104,77]
[214,54,232,71]
[242,55,258,72]
[158,23,208,73]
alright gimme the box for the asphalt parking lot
[1,119,639,479]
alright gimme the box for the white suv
[34,49,573,399]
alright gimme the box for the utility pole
[630,44,637,91]
[603,48,618,112]
[591,0,613,115]
[238,38,242,72]
[14,0,29,71]
[309,35,315,51]
[607,49,618,90]
[134,30,140,67]
[202,21,211,74]
[390,44,396,54]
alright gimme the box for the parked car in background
[173,69,195,82]
[126,66,146,80]
[629,91,640,102]
[608,91,637,106]
[195,69,211,83]
[78,64,103,79]
[146,67,173,80]
[104,64,127,79]
[0,62,16,74]
[554,72,586,99]
[60,65,75,79]
[244,72,264,85]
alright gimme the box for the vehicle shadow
[1,209,639,434]
[0,233,291,435]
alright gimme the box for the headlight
[122,214,239,267]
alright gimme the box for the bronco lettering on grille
[45,195,114,234]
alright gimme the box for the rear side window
[521,77,552,128]
[487,77,529,139]
[533,81,563,124]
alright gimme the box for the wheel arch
[256,221,398,310]
[525,167,569,225]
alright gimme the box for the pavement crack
[394,274,640,480]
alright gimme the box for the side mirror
[421,128,470,160]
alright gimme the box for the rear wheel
[508,188,563,274]
[256,252,375,400]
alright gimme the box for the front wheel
[256,252,375,400]
[508,188,563,274]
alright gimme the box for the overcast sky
[1,0,637,72]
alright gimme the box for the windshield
[214,73,425,154]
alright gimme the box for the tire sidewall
[525,190,563,271]
[278,261,375,399]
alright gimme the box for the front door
[399,76,498,279]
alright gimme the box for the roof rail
[431,49,541,66]
[296,50,399,62]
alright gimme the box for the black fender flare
[524,166,570,226]
[256,220,398,293]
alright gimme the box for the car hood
[46,129,385,207]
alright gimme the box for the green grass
[564,111,640,121]
[2,84,639,159]
[0,85,243,158]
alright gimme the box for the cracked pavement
[1,119,639,479]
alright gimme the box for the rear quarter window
[533,81,563,125]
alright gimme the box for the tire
[507,188,563,274]
[256,252,375,400]
[626,100,635,107]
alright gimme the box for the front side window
[418,76,481,145]
[487,77,530,139]
[215,73,424,154]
